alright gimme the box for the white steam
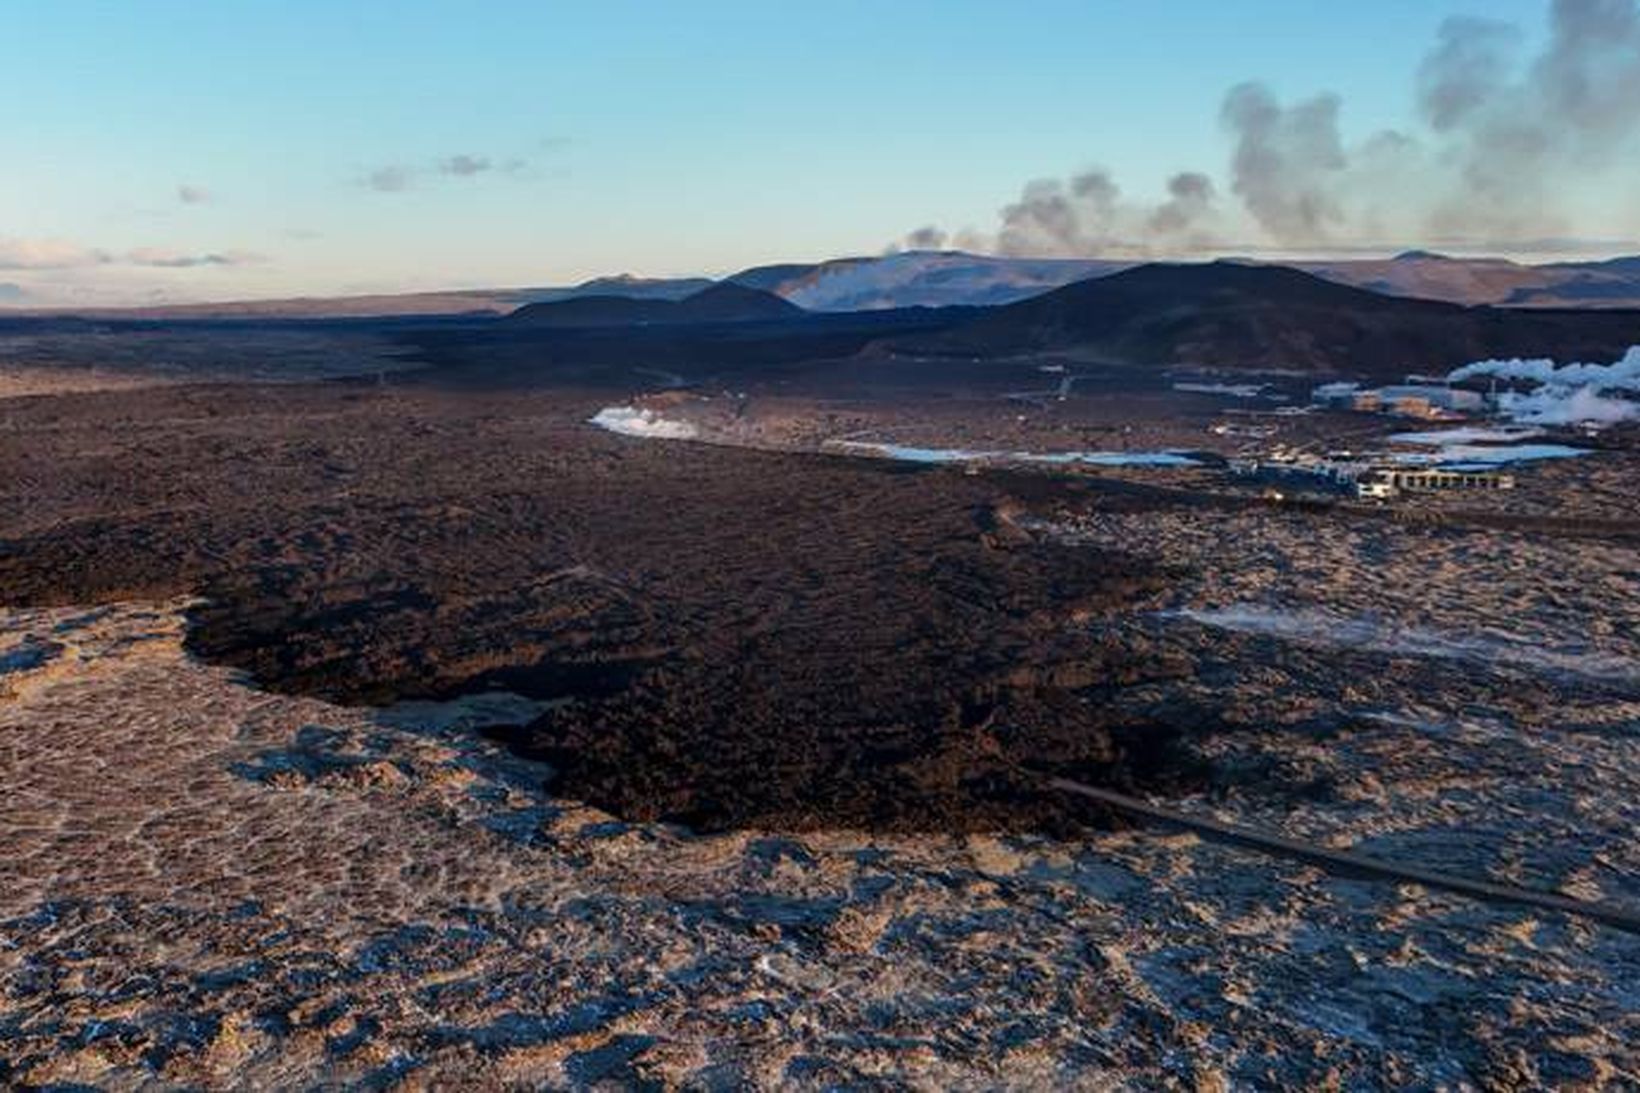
[1447,345,1640,426]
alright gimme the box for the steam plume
[1448,345,1640,425]
[910,0,1640,255]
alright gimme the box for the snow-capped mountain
[730,251,1129,311]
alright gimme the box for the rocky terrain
[3,329,1639,1086]
[5,593,1637,1088]
[0,323,418,395]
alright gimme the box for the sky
[4,0,1635,306]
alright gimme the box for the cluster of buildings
[1229,445,1516,501]
[1255,379,1517,498]
[1310,381,1487,420]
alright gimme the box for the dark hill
[504,294,675,328]
[674,281,804,322]
[506,282,802,328]
[922,261,1640,377]
[573,274,715,299]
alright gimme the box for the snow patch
[589,406,699,440]
[833,441,1199,468]
[781,252,1118,311]
[1173,381,1269,398]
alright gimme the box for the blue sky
[6,0,1629,305]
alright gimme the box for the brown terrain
[3,309,1640,1086]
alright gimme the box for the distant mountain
[502,294,675,327]
[730,248,1640,313]
[728,260,865,294]
[730,251,1129,311]
[1558,255,1640,276]
[505,283,802,328]
[567,274,716,301]
[5,289,546,320]
[18,248,1640,321]
[917,261,1640,377]
[2,275,715,321]
[1300,251,1640,309]
[670,281,804,321]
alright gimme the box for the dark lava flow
[0,382,1215,834]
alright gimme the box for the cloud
[124,247,265,268]
[0,237,267,274]
[176,184,212,205]
[438,154,492,177]
[902,226,948,251]
[361,151,534,192]
[0,237,112,270]
[909,0,1640,255]
[0,282,23,302]
[365,165,414,192]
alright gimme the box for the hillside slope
[731,251,1128,310]
[506,283,802,328]
[919,262,1640,376]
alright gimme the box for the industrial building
[1352,466,1515,498]
[1231,453,1515,501]
[1312,382,1487,419]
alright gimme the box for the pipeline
[1049,777,1640,935]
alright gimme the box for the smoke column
[901,0,1640,255]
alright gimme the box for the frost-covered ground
[3,599,1638,1088]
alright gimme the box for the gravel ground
[3,600,1637,1088]
[4,361,1639,1087]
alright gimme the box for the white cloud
[438,154,491,177]
[362,151,532,192]
[364,165,414,192]
[125,247,265,268]
[0,237,111,270]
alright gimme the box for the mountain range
[505,282,802,327]
[10,250,1640,378]
[909,261,1640,377]
[21,248,1640,321]
[727,251,1128,310]
[730,249,1640,312]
